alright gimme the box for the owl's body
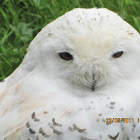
[0,8,140,140]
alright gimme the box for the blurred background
[0,0,140,81]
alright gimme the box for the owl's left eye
[59,52,73,61]
[112,51,124,58]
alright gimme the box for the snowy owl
[1,8,140,140]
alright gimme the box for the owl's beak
[91,74,96,91]
[91,84,95,91]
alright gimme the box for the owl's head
[22,8,140,91]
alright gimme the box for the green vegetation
[0,0,140,80]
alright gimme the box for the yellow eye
[59,52,73,61]
[112,51,124,58]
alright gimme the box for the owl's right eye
[112,51,124,58]
[59,52,73,61]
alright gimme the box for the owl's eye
[59,52,73,61]
[112,51,124,58]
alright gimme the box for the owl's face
[25,8,140,92]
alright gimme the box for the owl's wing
[4,102,140,140]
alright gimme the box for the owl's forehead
[50,9,126,59]
[67,27,116,59]
[54,8,137,59]
[43,8,138,60]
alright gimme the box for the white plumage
[0,8,140,140]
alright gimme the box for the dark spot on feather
[48,33,53,37]
[129,32,133,35]
[73,124,86,133]
[108,132,119,139]
[39,128,50,138]
[110,102,115,105]
[39,127,44,133]
[44,111,48,114]
[132,123,136,131]
[109,106,114,109]
[36,136,39,140]
[53,129,63,135]
[42,133,49,138]
[137,136,140,139]
[98,113,102,116]
[102,119,106,122]
[29,128,36,134]
[34,118,40,122]
[26,121,30,128]
[31,112,35,119]
[52,118,62,127]
[133,123,136,128]
[127,31,134,36]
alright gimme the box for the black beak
[91,84,95,91]
[91,74,96,91]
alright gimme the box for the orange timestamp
[106,118,138,123]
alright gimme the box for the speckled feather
[0,8,140,140]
